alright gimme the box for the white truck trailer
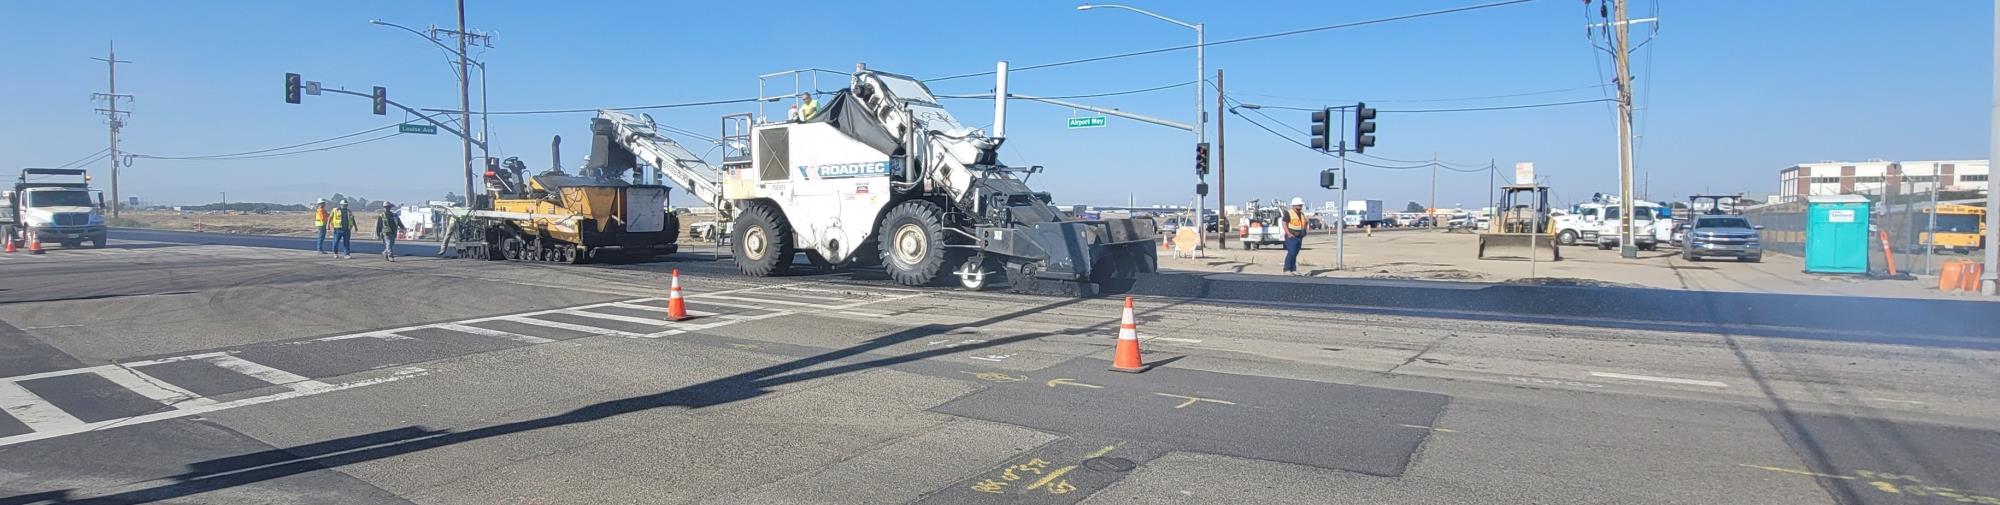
[1345,199,1384,228]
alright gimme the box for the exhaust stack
[550,135,562,172]
[993,61,1008,140]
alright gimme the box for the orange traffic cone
[27,235,44,255]
[3,237,15,253]
[1110,296,1150,373]
[665,269,692,321]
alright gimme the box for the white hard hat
[316,198,326,204]
[1290,197,1305,206]
[340,200,349,206]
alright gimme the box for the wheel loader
[1477,183,1561,261]
[589,63,1159,294]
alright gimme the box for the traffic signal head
[1353,102,1377,154]
[1320,168,1341,190]
[284,73,302,104]
[1309,109,1331,151]
[371,86,388,115]
[1194,142,1211,176]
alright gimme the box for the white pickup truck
[1555,201,1659,250]
[1238,207,1286,249]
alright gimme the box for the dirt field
[1159,227,1990,301]
[113,210,368,237]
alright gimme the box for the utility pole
[1986,0,1999,295]
[1487,158,1496,215]
[1215,68,1227,249]
[1428,152,1437,218]
[1613,0,1639,258]
[454,0,474,210]
[90,42,131,218]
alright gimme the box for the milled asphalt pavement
[0,229,1995,504]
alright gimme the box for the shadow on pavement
[5,295,1164,504]
[1126,271,2000,348]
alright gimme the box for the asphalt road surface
[0,229,1995,504]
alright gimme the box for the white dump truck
[4,168,108,249]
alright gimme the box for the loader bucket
[1477,233,1561,262]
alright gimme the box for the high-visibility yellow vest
[314,207,328,227]
[328,208,352,230]
[798,99,817,119]
[1286,208,1308,233]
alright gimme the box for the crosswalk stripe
[698,294,826,307]
[96,366,217,409]
[434,323,557,344]
[558,309,671,326]
[0,380,85,431]
[487,316,638,337]
[202,354,331,391]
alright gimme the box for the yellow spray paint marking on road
[1153,393,1235,409]
[961,371,1026,383]
[1024,465,1079,495]
[1744,464,1848,480]
[1046,378,1103,389]
[729,343,760,350]
[1740,464,2000,504]
[968,445,1121,496]
[1399,424,1458,433]
[1085,445,1119,458]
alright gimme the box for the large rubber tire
[1557,230,1578,246]
[732,202,794,277]
[89,234,106,248]
[878,200,956,286]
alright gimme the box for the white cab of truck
[6,168,109,248]
[1555,201,1659,250]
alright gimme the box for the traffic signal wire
[924,0,1539,83]
[131,123,404,160]
[1227,96,1496,173]
[938,80,1196,101]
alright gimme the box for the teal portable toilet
[1803,195,1870,274]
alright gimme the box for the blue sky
[1,1,1990,209]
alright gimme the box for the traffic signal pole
[1985,1,1999,295]
[456,0,475,210]
[1215,68,1227,249]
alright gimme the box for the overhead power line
[925,0,1538,82]
[938,80,1195,101]
[134,123,403,160]
[53,148,110,168]
[1234,83,1614,105]
[1227,100,1496,173]
[1237,98,1615,113]
[462,97,764,116]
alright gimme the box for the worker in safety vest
[376,202,404,262]
[797,93,818,120]
[1283,197,1309,275]
[313,198,330,254]
[328,200,356,259]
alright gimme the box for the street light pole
[1077,3,1205,254]
[368,15,490,208]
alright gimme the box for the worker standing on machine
[329,200,355,259]
[1283,197,1309,276]
[313,198,329,254]
[797,92,818,120]
[377,201,403,262]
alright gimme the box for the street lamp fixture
[370,18,490,210]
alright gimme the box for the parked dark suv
[1680,215,1762,262]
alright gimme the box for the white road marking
[699,294,826,307]
[558,309,671,326]
[97,366,216,409]
[482,316,639,337]
[1589,372,1729,388]
[840,311,891,318]
[1140,336,1203,344]
[203,354,332,391]
[0,380,85,431]
[0,368,428,448]
[1869,397,1927,405]
[434,323,557,345]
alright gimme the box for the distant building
[1777,159,1989,202]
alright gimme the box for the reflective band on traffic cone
[3,238,14,253]
[1110,296,1150,373]
[665,268,692,321]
